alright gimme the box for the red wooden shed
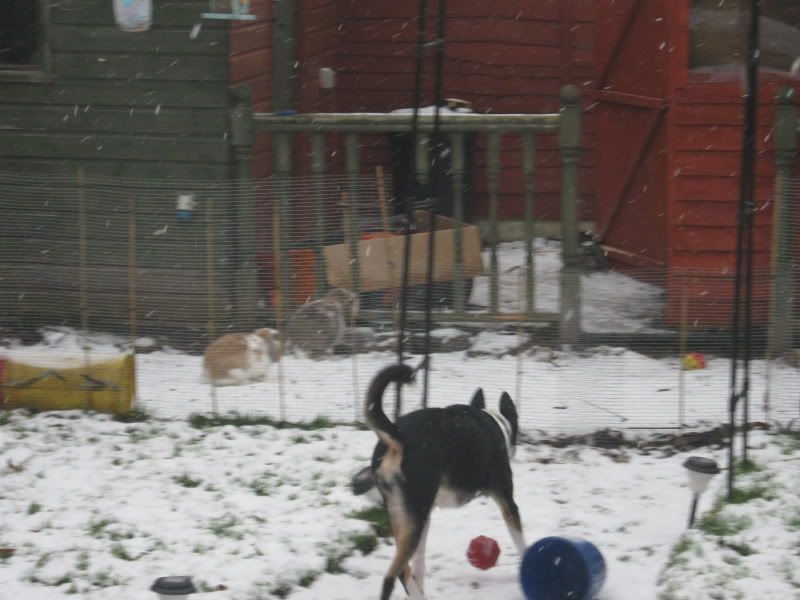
[592,0,800,327]
[226,0,799,328]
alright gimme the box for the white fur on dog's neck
[483,409,515,458]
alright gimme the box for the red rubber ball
[467,535,501,570]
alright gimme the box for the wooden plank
[674,176,773,203]
[672,225,772,253]
[0,159,231,181]
[50,0,224,28]
[341,3,560,20]
[673,151,777,178]
[51,53,228,81]
[0,264,221,295]
[673,124,777,152]
[0,289,232,326]
[670,251,772,272]
[0,80,229,108]
[230,22,272,54]
[340,18,561,46]
[230,50,272,82]
[50,25,229,55]
[0,132,228,162]
[0,105,228,135]
[0,218,225,268]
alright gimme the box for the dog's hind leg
[410,516,431,595]
[381,507,430,599]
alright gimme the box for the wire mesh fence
[0,169,798,433]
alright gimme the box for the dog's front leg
[491,492,526,556]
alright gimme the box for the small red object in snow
[467,535,500,570]
[682,352,707,370]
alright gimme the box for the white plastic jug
[113,0,152,32]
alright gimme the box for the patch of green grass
[349,506,391,538]
[89,569,123,589]
[270,580,293,598]
[27,502,42,515]
[776,429,800,454]
[188,412,344,431]
[663,535,696,571]
[323,546,350,574]
[697,510,752,537]
[720,540,756,556]
[0,411,10,426]
[297,570,320,588]
[248,478,271,497]
[87,518,114,538]
[734,459,763,475]
[110,543,137,561]
[728,485,772,504]
[173,473,203,488]
[208,514,242,540]
[112,408,151,423]
[192,543,210,554]
[349,532,379,555]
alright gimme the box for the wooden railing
[230,86,583,347]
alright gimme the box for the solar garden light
[150,576,197,600]
[683,456,720,528]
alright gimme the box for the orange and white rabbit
[202,328,280,386]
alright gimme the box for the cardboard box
[323,211,484,292]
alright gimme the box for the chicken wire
[0,170,798,433]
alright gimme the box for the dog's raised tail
[365,364,414,446]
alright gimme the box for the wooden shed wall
[329,0,597,222]
[229,0,272,177]
[0,0,236,335]
[664,79,800,326]
[593,0,800,328]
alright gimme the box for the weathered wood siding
[0,0,236,337]
[329,0,596,222]
[229,0,272,176]
[664,80,799,326]
[593,0,800,327]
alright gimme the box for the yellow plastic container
[1,354,136,413]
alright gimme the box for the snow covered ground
[0,412,797,600]
[1,240,798,599]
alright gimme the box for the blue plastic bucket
[520,536,606,600]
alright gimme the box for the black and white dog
[357,363,525,600]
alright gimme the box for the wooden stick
[339,190,362,421]
[272,208,287,421]
[679,286,688,430]
[77,167,93,410]
[206,195,218,414]
[375,166,391,232]
[127,193,139,409]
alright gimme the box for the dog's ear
[470,388,485,409]
[498,391,515,415]
[498,392,519,443]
